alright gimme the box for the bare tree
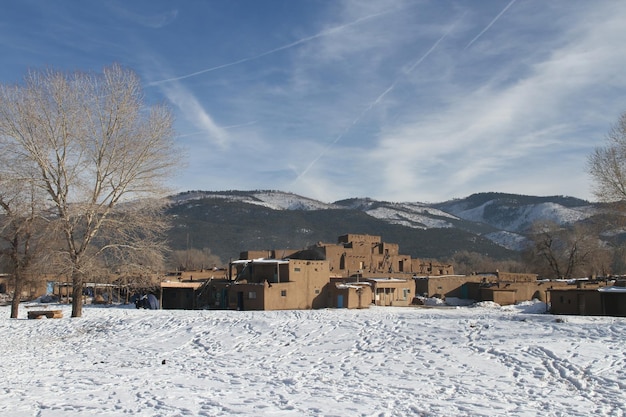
[0,176,49,318]
[169,247,223,271]
[0,64,179,317]
[589,111,626,202]
[525,222,599,279]
[445,250,527,275]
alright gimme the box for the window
[281,290,287,297]
[248,291,256,299]
[315,289,320,294]
[294,267,301,272]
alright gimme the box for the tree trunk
[10,272,23,319]
[71,272,83,318]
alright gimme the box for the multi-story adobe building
[300,234,454,278]
[166,234,453,310]
[161,233,617,312]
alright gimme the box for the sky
[2,0,626,203]
[2,301,626,416]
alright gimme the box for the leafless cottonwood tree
[0,64,179,317]
[169,247,223,271]
[589,111,626,203]
[525,222,600,279]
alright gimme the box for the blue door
[337,295,344,308]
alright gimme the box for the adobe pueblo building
[160,233,621,314]
[161,234,453,310]
[547,279,626,316]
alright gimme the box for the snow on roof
[413,274,467,278]
[335,282,371,290]
[366,277,409,283]
[231,258,290,265]
[598,286,626,293]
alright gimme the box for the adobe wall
[508,280,607,303]
[240,250,274,260]
[480,288,517,306]
[363,278,413,306]
[418,276,607,305]
[602,292,626,317]
[378,242,399,256]
[415,275,484,299]
[338,234,381,245]
[228,283,266,310]
[412,260,455,276]
[161,285,200,309]
[371,254,412,273]
[496,272,538,283]
[342,253,369,275]
[307,234,453,279]
[322,245,345,274]
[549,289,603,315]
[262,260,330,310]
[175,269,227,281]
[329,284,372,309]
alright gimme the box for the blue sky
[2,0,625,203]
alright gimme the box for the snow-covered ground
[1,302,625,417]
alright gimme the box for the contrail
[294,21,459,183]
[465,0,517,50]
[149,8,398,86]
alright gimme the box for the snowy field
[1,302,625,417]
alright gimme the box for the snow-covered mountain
[435,193,597,232]
[334,198,458,229]
[167,190,616,259]
[172,190,339,211]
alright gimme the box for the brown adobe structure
[296,233,454,278]
[161,233,455,310]
[160,233,618,313]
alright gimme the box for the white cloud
[360,0,626,202]
[160,83,229,148]
[107,3,178,29]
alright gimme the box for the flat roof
[160,281,204,289]
[231,258,290,265]
[366,277,409,283]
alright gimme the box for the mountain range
[165,190,609,264]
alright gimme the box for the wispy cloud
[148,6,402,85]
[106,4,178,29]
[160,83,229,147]
[366,1,626,202]
[293,16,462,184]
[22,0,617,203]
